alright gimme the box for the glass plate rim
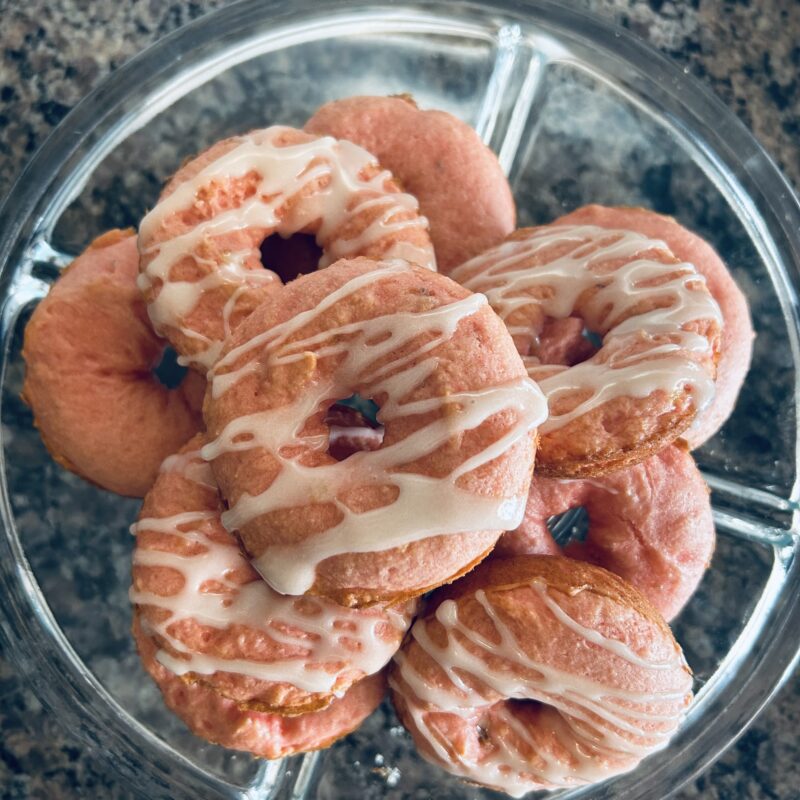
[0,2,799,798]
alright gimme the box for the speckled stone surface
[1,1,799,799]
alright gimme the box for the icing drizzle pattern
[203,261,548,595]
[390,578,692,796]
[138,126,436,369]
[131,446,412,694]
[450,225,722,432]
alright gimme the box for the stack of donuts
[22,95,753,795]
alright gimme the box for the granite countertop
[1,1,799,798]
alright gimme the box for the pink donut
[132,435,413,715]
[203,258,546,607]
[390,556,693,795]
[138,126,436,372]
[305,95,515,274]
[22,229,204,497]
[555,205,754,447]
[134,616,386,759]
[496,444,715,620]
[450,224,723,476]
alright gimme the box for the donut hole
[582,327,603,349]
[547,506,589,547]
[260,233,322,283]
[153,346,188,389]
[325,395,384,462]
[536,317,598,367]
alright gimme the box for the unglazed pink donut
[305,95,515,274]
[389,556,693,796]
[450,224,723,477]
[134,616,385,759]
[203,257,547,607]
[496,444,715,620]
[138,126,436,372]
[555,204,754,447]
[131,435,413,715]
[22,229,204,497]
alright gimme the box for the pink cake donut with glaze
[496,444,715,620]
[138,126,436,371]
[390,556,694,796]
[22,229,204,497]
[451,223,723,477]
[132,435,414,715]
[203,257,547,607]
[134,616,385,759]
[555,204,754,447]
[305,94,515,274]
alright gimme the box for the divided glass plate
[1,2,798,798]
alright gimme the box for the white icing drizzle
[203,262,548,595]
[450,225,722,432]
[158,450,217,489]
[138,127,436,369]
[131,447,411,693]
[390,578,691,795]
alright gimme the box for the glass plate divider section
[472,23,556,177]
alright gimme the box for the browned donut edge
[308,541,498,609]
[427,554,677,645]
[535,401,695,478]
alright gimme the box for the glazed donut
[22,229,204,497]
[138,126,436,371]
[305,94,515,274]
[554,205,754,447]
[496,444,715,620]
[389,556,693,796]
[131,435,413,715]
[203,257,547,607]
[134,616,386,759]
[450,223,723,476]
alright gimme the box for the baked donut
[131,435,413,715]
[134,616,385,759]
[450,223,723,476]
[21,229,204,497]
[203,257,547,606]
[305,94,515,274]
[138,126,436,371]
[554,205,754,447]
[390,556,693,795]
[496,444,715,620]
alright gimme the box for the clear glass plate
[1,1,798,798]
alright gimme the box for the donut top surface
[305,94,516,273]
[203,258,547,598]
[132,436,412,699]
[138,125,436,370]
[21,229,204,497]
[553,204,754,448]
[451,224,723,434]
